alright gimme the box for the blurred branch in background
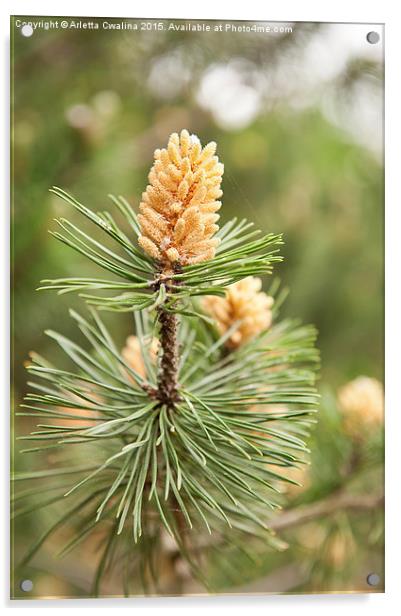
[270,490,383,532]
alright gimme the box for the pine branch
[14,131,321,596]
[268,490,384,532]
[40,188,283,312]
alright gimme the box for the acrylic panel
[11,16,384,599]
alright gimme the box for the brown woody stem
[154,264,182,408]
[156,305,180,407]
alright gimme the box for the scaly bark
[156,305,180,407]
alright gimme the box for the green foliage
[11,18,383,596]
[14,297,318,591]
[199,387,384,593]
[40,187,283,312]
[13,183,319,593]
[11,20,384,398]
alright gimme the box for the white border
[2,1,400,615]
[0,1,394,22]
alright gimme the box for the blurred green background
[11,17,384,597]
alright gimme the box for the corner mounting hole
[21,24,34,37]
[20,579,34,592]
[367,572,380,587]
[366,31,380,44]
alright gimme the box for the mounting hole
[366,31,380,44]
[367,572,380,587]
[20,579,34,592]
[21,24,34,37]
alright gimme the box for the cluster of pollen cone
[202,277,274,348]
[138,129,224,266]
